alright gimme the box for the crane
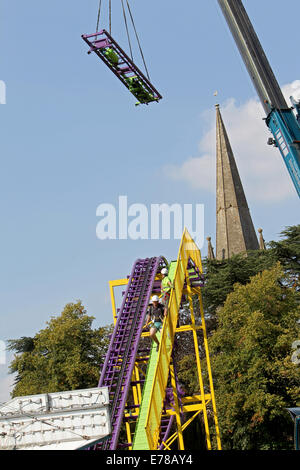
[217,0,300,198]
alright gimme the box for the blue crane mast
[218,0,300,198]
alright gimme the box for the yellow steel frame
[108,229,221,450]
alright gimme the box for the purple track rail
[159,415,175,450]
[158,347,184,450]
[97,256,163,450]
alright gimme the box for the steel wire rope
[95,1,151,82]
[109,0,112,34]
[96,0,102,32]
[126,0,150,80]
[121,0,133,61]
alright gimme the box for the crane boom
[218,0,300,198]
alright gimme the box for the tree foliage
[176,226,300,449]
[202,249,277,318]
[268,225,300,287]
[8,301,113,397]
[208,264,300,450]
[202,225,300,325]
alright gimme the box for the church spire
[216,104,259,260]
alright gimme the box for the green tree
[268,225,300,288]
[202,224,300,326]
[207,264,300,450]
[8,301,113,397]
[202,249,277,319]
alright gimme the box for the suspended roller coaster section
[96,229,222,450]
[82,1,162,106]
[82,30,162,106]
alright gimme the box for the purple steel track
[158,347,185,450]
[159,415,175,450]
[81,29,162,104]
[97,256,163,450]
[94,256,197,450]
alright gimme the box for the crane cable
[121,0,133,61]
[109,0,112,35]
[96,0,102,32]
[126,0,150,81]
[95,0,150,81]
[96,0,110,34]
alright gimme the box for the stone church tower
[215,104,259,260]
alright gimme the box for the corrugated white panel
[0,387,111,450]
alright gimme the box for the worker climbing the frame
[124,76,155,105]
[161,267,174,317]
[101,47,119,67]
[145,295,164,352]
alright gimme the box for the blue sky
[0,0,299,401]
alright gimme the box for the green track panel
[168,261,177,282]
[132,262,177,449]
[132,331,161,450]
